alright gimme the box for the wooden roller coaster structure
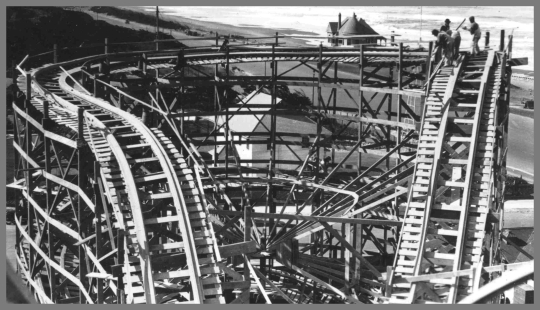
[8,30,530,304]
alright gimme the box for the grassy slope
[6,7,184,76]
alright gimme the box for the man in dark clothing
[432,29,454,66]
[462,16,481,56]
[219,38,230,52]
[440,18,461,58]
[440,19,451,34]
[452,31,462,59]
[173,49,185,71]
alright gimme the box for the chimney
[353,12,356,20]
[338,13,341,30]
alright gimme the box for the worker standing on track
[451,30,462,59]
[432,29,455,66]
[173,49,185,71]
[462,16,481,56]
[440,18,461,59]
[440,18,452,34]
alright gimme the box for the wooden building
[326,12,384,46]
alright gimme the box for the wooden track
[388,50,504,304]
[9,44,513,304]
[15,62,225,304]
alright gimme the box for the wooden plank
[221,281,251,290]
[244,255,272,304]
[209,210,402,227]
[218,241,257,258]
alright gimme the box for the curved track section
[17,59,224,304]
[10,43,515,304]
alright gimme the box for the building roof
[339,15,360,36]
[339,14,379,36]
[327,22,338,33]
[327,13,380,37]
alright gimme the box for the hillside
[6,6,185,77]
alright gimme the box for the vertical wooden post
[243,197,252,304]
[395,42,403,214]
[386,63,392,172]
[332,61,338,168]
[81,65,87,86]
[485,31,490,49]
[137,54,143,70]
[424,41,434,101]
[53,44,58,63]
[142,53,147,74]
[179,50,185,157]
[311,44,323,256]
[268,43,277,245]
[499,29,505,52]
[155,6,160,51]
[93,74,98,97]
[385,266,394,297]
[25,74,34,278]
[104,38,108,54]
[340,224,346,259]
[508,35,513,59]
[94,161,103,303]
[353,221,362,281]
[275,31,279,46]
[77,107,86,304]
[12,92,21,273]
[344,223,351,283]
[358,45,364,176]
[224,45,230,179]
[115,230,125,304]
[153,68,159,128]
[43,100,56,301]
[213,55,218,168]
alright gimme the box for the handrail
[19,35,420,63]
[458,260,534,304]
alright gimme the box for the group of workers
[432,16,482,66]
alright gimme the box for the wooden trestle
[8,33,516,304]
[388,50,509,304]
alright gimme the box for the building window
[338,39,343,45]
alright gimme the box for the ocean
[142,6,534,71]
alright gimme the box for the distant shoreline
[122,6,534,75]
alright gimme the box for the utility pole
[156,6,160,51]
[156,6,159,39]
